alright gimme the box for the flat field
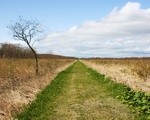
[1,58,150,120]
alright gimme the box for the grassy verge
[16,63,73,119]
[86,63,150,120]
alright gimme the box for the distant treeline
[38,54,76,59]
[82,57,150,60]
[0,43,34,58]
[0,43,76,59]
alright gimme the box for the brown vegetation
[0,43,34,59]
[0,43,76,59]
[0,58,75,120]
[82,58,150,93]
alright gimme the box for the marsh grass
[0,58,74,120]
[87,58,150,80]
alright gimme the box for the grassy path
[17,61,138,120]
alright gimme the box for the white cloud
[39,2,150,57]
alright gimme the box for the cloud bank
[39,2,150,57]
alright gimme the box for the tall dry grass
[0,58,74,78]
[0,58,74,120]
[83,58,150,93]
[86,58,150,80]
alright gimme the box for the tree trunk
[34,52,38,75]
[27,43,39,75]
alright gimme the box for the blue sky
[0,0,150,57]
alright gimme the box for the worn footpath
[17,61,137,120]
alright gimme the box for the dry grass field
[83,58,150,93]
[1,58,150,119]
[0,58,74,120]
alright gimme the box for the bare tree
[7,16,44,75]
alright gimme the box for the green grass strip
[16,63,74,120]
